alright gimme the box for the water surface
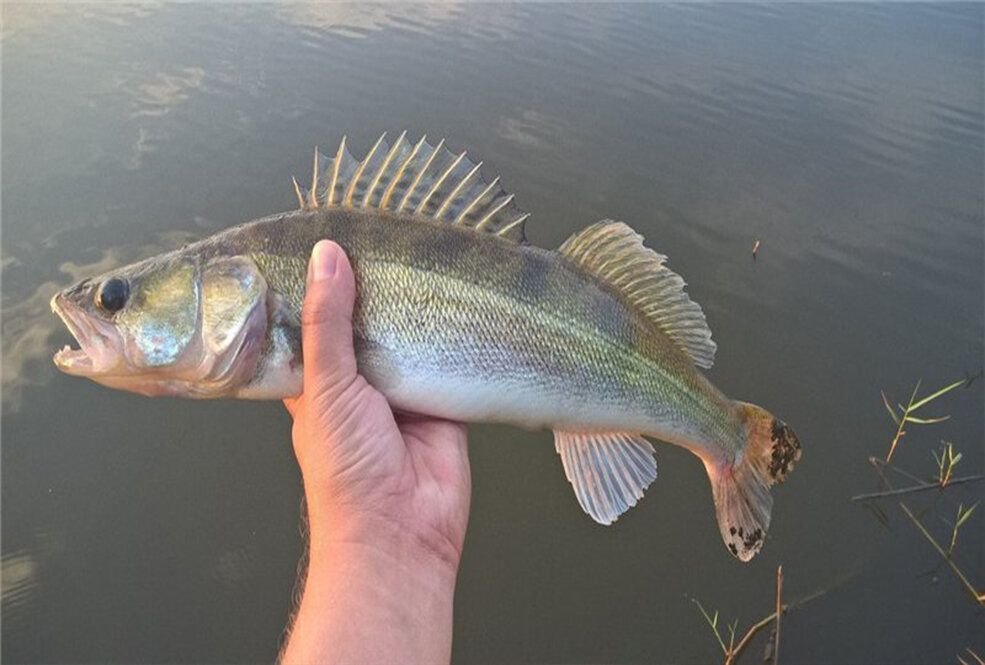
[3,4,983,663]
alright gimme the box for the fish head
[52,251,269,397]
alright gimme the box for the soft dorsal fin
[293,132,530,243]
[559,220,717,369]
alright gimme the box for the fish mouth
[50,293,119,375]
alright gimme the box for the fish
[51,131,801,561]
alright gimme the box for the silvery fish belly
[51,132,802,561]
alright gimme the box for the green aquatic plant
[933,441,963,488]
[851,440,982,503]
[866,458,984,607]
[690,566,785,665]
[689,567,859,665]
[880,379,963,462]
[860,375,984,618]
[898,500,983,606]
[947,503,978,558]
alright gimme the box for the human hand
[284,239,471,566]
[280,240,470,665]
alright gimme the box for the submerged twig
[961,647,985,665]
[850,474,984,502]
[726,610,776,665]
[773,565,783,665]
[898,500,985,606]
[867,457,983,604]
[870,456,938,487]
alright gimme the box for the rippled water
[3,4,983,663]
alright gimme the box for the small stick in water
[774,565,783,665]
[752,240,761,260]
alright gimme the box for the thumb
[300,240,358,402]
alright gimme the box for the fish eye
[95,278,129,313]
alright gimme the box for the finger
[300,240,358,403]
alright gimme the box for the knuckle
[311,376,372,426]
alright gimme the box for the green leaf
[909,379,964,411]
[881,391,900,424]
[907,380,922,407]
[957,504,978,528]
[904,415,951,425]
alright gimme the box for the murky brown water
[3,4,983,663]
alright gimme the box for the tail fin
[706,403,802,562]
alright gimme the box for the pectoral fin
[554,430,657,525]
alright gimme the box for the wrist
[285,520,458,665]
[306,502,465,578]
[307,536,459,601]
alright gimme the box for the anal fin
[554,430,657,525]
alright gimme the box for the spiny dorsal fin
[293,132,529,243]
[559,220,717,369]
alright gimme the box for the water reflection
[497,109,573,152]
[0,4,163,39]
[130,67,208,119]
[275,3,463,37]
[1,551,40,624]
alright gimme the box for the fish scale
[243,208,726,437]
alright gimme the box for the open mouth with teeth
[51,293,120,376]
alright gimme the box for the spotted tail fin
[705,403,802,562]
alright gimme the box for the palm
[285,376,471,564]
[395,415,471,558]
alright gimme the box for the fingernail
[310,240,338,282]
